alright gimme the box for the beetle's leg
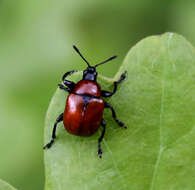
[43,113,63,149]
[101,71,127,97]
[104,102,126,129]
[62,70,77,92]
[98,119,106,158]
[58,84,72,93]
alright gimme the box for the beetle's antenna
[94,55,117,68]
[73,45,90,67]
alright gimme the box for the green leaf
[44,33,195,190]
[0,179,18,190]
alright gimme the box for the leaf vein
[165,125,195,150]
[103,139,127,190]
[149,33,172,190]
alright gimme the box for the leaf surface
[44,33,195,190]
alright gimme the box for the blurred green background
[0,0,195,189]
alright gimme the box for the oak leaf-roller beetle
[44,45,127,158]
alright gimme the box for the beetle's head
[83,66,97,81]
[73,45,117,81]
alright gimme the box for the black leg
[62,70,76,91]
[58,84,71,93]
[43,113,63,149]
[104,102,126,129]
[101,71,127,97]
[98,119,106,158]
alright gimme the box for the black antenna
[95,55,117,68]
[73,45,90,67]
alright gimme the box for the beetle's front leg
[101,71,127,97]
[58,84,72,93]
[60,70,77,92]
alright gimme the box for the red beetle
[44,45,127,158]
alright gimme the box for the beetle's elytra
[44,45,127,158]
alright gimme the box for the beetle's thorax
[73,80,101,97]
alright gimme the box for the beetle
[43,45,127,158]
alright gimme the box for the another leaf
[44,33,195,190]
[0,179,18,190]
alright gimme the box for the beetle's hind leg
[97,119,106,158]
[43,113,63,149]
[104,102,127,129]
